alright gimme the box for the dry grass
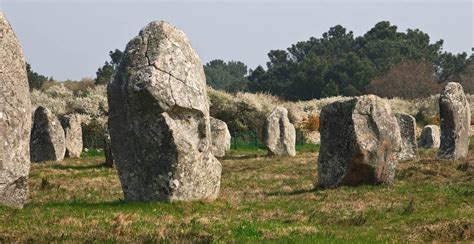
[0,147,473,242]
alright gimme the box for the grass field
[1,143,473,242]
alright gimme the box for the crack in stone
[139,29,197,91]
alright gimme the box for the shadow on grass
[27,200,125,209]
[26,199,180,210]
[266,187,317,196]
[23,199,198,215]
[50,163,112,171]
[222,154,265,160]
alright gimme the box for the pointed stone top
[443,82,465,94]
[114,20,208,113]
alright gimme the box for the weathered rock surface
[108,21,221,201]
[317,95,401,188]
[0,13,32,209]
[418,125,440,149]
[263,106,296,156]
[30,106,66,162]
[103,128,114,167]
[437,82,471,160]
[395,113,419,161]
[60,114,82,158]
[210,117,231,157]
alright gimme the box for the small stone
[30,106,66,162]
[395,113,419,161]
[263,106,296,157]
[103,128,114,167]
[418,125,440,149]
[60,113,82,158]
[317,95,401,188]
[437,82,471,160]
[210,117,231,157]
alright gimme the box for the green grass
[1,144,473,242]
[227,143,319,156]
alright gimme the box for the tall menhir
[437,82,471,160]
[107,21,222,201]
[0,13,32,208]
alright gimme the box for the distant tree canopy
[26,62,49,90]
[459,55,474,94]
[204,60,249,93]
[95,49,123,85]
[247,21,469,100]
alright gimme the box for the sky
[0,0,472,81]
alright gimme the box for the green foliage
[26,62,49,90]
[95,49,123,85]
[459,55,474,93]
[321,80,340,97]
[248,21,469,101]
[95,62,115,85]
[437,52,469,82]
[204,59,249,93]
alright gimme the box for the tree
[321,80,339,97]
[366,60,441,99]
[436,52,469,82]
[248,21,467,100]
[109,49,123,66]
[459,55,474,93]
[26,62,49,90]
[95,49,123,85]
[204,59,249,93]
[95,62,115,85]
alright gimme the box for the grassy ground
[1,143,473,242]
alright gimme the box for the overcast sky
[1,0,472,81]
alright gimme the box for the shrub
[427,117,440,126]
[82,116,107,149]
[31,83,108,149]
[301,115,320,132]
[367,60,442,99]
[63,78,96,95]
[30,83,473,146]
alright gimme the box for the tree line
[205,21,472,100]
[28,21,473,100]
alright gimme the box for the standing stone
[263,106,296,157]
[30,106,66,162]
[107,21,221,201]
[60,113,82,158]
[437,82,471,160]
[210,117,231,157]
[317,95,401,188]
[0,13,32,209]
[395,113,419,161]
[418,125,440,149]
[103,128,114,167]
